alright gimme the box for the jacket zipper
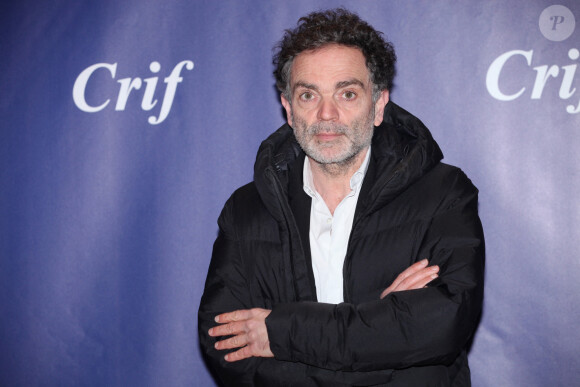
[342,170,400,303]
[265,167,313,302]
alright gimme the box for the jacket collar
[253,101,443,220]
[356,102,443,218]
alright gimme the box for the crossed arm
[208,259,439,362]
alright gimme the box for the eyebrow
[336,79,366,90]
[292,78,367,95]
[293,81,319,94]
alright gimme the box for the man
[199,8,484,386]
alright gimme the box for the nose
[316,98,339,122]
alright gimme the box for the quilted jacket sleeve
[198,198,266,386]
[198,196,315,386]
[266,169,485,372]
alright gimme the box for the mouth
[315,133,342,141]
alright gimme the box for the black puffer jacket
[198,102,485,386]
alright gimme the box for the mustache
[305,122,349,135]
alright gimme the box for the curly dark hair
[273,8,397,100]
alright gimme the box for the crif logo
[486,5,578,114]
[73,60,194,125]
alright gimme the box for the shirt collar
[303,146,372,197]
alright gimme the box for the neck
[309,147,368,214]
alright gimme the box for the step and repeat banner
[1,1,578,385]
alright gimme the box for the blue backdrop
[1,1,579,385]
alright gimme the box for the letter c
[72,63,117,112]
[486,50,533,101]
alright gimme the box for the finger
[380,287,392,299]
[415,273,438,289]
[209,321,245,337]
[224,344,254,362]
[381,264,439,298]
[215,309,251,324]
[380,272,437,298]
[397,266,438,289]
[224,309,249,323]
[381,260,430,298]
[389,259,429,289]
[396,266,439,291]
[215,334,248,350]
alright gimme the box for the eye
[299,92,315,101]
[342,91,357,100]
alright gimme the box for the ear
[373,90,390,126]
[280,94,293,127]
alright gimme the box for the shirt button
[327,218,332,224]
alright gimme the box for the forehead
[290,44,370,89]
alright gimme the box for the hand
[380,259,439,299]
[208,308,274,362]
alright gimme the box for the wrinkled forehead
[289,44,372,90]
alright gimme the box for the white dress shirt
[303,147,371,304]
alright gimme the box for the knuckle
[230,336,239,346]
[240,346,251,357]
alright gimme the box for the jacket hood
[253,102,443,220]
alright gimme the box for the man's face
[281,44,389,166]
